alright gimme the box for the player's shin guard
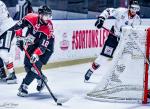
[84,62,100,81]
[5,62,17,84]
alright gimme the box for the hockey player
[84,0,141,81]
[0,0,17,83]
[15,5,54,97]
[14,0,33,20]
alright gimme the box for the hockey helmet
[129,0,140,12]
[38,5,52,20]
[38,5,52,15]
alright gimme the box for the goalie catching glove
[95,16,105,29]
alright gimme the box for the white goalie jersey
[0,1,15,35]
[99,8,141,36]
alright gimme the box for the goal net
[86,26,150,103]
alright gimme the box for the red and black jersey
[14,13,54,64]
[23,13,53,39]
[16,13,53,39]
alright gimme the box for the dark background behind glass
[2,0,150,19]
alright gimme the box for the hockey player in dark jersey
[14,5,54,97]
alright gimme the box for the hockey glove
[95,16,105,29]
[16,39,24,51]
[30,54,39,63]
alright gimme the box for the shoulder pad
[24,13,38,26]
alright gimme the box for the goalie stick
[23,47,69,106]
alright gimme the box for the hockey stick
[102,26,113,34]
[102,26,119,38]
[23,47,67,106]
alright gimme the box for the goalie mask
[129,0,140,15]
[38,5,52,23]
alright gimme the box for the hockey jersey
[0,1,15,35]
[99,8,141,36]
[15,13,54,64]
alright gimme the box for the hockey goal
[86,26,150,104]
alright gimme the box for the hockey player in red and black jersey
[14,5,54,97]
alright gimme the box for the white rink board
[12,19,150,68]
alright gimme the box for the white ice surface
[0,63,150,109]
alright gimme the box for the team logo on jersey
[60,33,69,50]
[35,24,40,31]
[32,24,40,34]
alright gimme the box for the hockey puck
[57,103,62,106]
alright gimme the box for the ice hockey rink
[0,62,149,109]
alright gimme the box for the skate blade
[84,80,97,84]
[17,92,28,97]
[6,79,17,84]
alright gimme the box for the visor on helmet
[130,4,140,12]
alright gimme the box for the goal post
[86,26,150,104]
[143,27,150,104]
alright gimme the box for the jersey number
[42,40,49,47]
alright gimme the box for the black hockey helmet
[129,0,139,6]
[38,5,52,15]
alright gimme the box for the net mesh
[86,26,150,103]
